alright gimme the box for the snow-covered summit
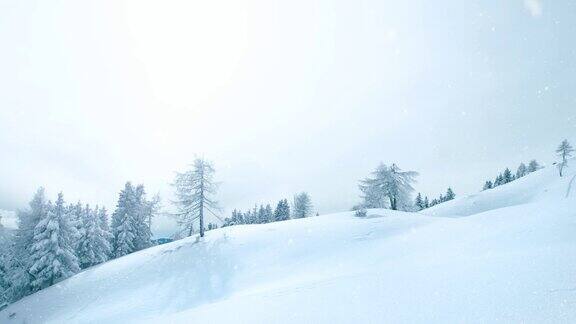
[1,164,575,323]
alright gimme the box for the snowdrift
[1,165,575,323]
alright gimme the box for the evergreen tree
[483,180,493,191]
[29,193,80,290]
[133,185,152,250]
[494,174,503,186]
[0,219,10,309]
[414,193,424,210]
[173,158,219,237]
[264,204,274,223]
[556,139,574,177]
[252,205,259,224]
[502,168,514,183]
[445,188,455,201]
[8,187,47,301]
[97,207,113,259]
[274,199,291,221]
[111,182,137,258]
[78,205,111,268]
[527,160,541,173]
[258,205,267,224]
[516,163,527,179]
[292,192,313,218]
[423,196,430,208]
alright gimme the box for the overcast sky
[1,0,575,236]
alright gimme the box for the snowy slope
[2,165,576,323]
[422,162,575,217]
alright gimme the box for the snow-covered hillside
[2,165,575,323]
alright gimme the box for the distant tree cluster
[0,183,159,309]
[482,160,541,191]
[222,192,313,227]
[414,187,455,211]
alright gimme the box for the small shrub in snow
[355,208,367,218]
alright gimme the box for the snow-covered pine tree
[78,205,111,268]
[258,205,267,224]
[264,204,274,223]
[414,193,424,210]
[292,192,313,218]
[0,218,10,309]
[243,210,253,224]
[274,199,290,221]
[483,180,493,191]
[423,196,430,208]
[502,168,514,183]
[97,206,113,259]
[111,182,137,258]
[445,188,455,201]
[516,163,527,179]
[29,192,80,290]
[494,174,503,187]
[7,187,47,301]
[527,160,541,173]
[556,139,574,177]
[70,201,84,250]
[133,185,152,250]
[252,205,259,224]
[359,163,418,211]
[172,158,219,237]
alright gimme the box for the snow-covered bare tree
[556,139,574,177]
[359,163,418,211]
[173,158,219,237]
[292,192,313,218]
[29,192,79,290]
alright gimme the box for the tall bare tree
[556,139,574,177]
[173,158,219,237]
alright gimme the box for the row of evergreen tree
[222,192,313,227]
[414,188,456,211]
[0,182,159,308]
[482,160,541,191]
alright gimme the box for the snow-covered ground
[2,165,575,323]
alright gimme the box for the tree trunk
[199,170,205,238]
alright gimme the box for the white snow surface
[2,165,576,323]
